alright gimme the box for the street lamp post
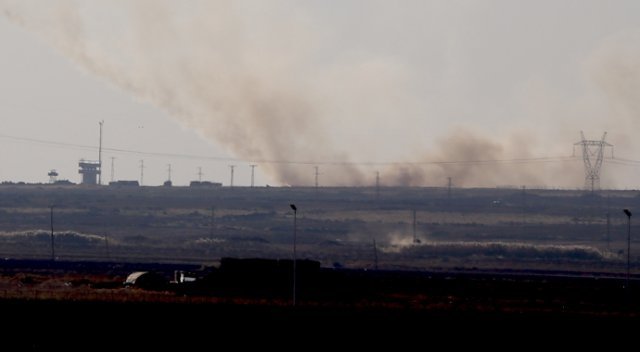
[50,205,55,262]
[624,209,632,289]
[290,204,297,306]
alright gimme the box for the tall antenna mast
[375,171,380,200]
[606,195,611,251]
[229,165,235,187]
[447,177,452,201]
[139,160,144,186]
[412,209,419,244]
[50,205,55,261]
[250,164,257,187]
[522,185,527,225]
[574,131,613,192]
[98,120,104,185]
[197,166,203,182]
[167,164,172,182]
[110,157,115,183]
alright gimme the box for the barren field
[1,185,639,348]
[0,184,637,272]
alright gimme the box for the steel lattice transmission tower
[574,131,613,192]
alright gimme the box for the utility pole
[98,120,103,185]
[314,166,320,190]
[376,171,380,200]
[250,165,257,187]
[522,185,527,224]
[139,160,144,186]
[198,166,203,182]
[290,204,298,307]
[606,195,611,251]
[167,164,172,183]
[229,165,235,187]
[50,205,55,261]
[412,209,419,244]
[624,209,632,289]
[447,177,452,201]
[110,157,115,183]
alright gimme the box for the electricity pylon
[574,131,613,192]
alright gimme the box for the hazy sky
[1,1,640,188]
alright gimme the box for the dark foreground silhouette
[2,257,640,349]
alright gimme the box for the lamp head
[624,209,632,217]
[290,204,297,212]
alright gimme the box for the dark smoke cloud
[382,129,570,187]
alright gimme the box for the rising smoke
[2,1,639,187]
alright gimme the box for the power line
[606,158,640,166]
[0,133,592,167]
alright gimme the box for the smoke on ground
[384,237,617,261]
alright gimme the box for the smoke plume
[2,1,640,187]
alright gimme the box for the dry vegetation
[0,185,637,272]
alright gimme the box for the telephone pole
[98,120,103,185]
[139,160,144,186]
[624,209,632,289]
[412,209,419,244]
[50,205,55,261]
[376,171,380,200]
[250,164,257,187]
[110,157,115,183]
[229,165,235,187]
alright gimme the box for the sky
[1,0,640,188]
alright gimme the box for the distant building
[53,180,74,185]
[109,180,140,187]
[78,160,101,185]
[189,181,222,188]
[48,169,58,183]
[163,180,172,187]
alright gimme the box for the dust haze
[2,1,640,187]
